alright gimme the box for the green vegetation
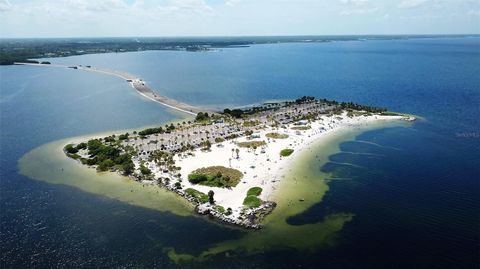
[295,96,316,104]
[67,139,135,174]
[340,102,386,113]
[215,205,225,213]
[291,126,311,131]
[149,150,178,173]
[201,140,212,151]
[243,195,262,208]
[76,142,87,150]
[381,111,400,116]
[280,149,294,157]
[214,137,225,143]
[195,112,210,122]
[242,120,260,127]
[237,141,267,148]
[138,127,164,136]
[64,144,78,154]
[103,135,116,143]
[185,188,209,203]
[266,133,289,139]
[208,190,215,204]
[247,187,262,196]
[118,133,129,140]
[188,166,243,188]
[242,184,264,209]
[139,162,152,175]
[225,133,239,140]
[223,108,244,118]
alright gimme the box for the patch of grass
[237,141,267,148]
[247,187,262,196]
[265,133,289,139]
[242,120,260,127]
[291,126,311,131]
[243,195,262,208]
[215,205,226,213]
[185,188,209,203]
[188,166,243,188]
[280,149,294,157]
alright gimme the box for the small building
[297,120,308,125]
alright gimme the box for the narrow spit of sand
[14,62,205,116]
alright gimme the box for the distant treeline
[1,35,456,65]
[222,96,387,118]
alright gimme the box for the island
[62,96,415,229]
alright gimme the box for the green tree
[208,190,215,204]
[122,162,135,175]
[64,144,78,154]
[202,140,212,151]
[140,162,152,175]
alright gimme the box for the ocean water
[1,37,479,268]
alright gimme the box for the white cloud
[339,0,378,16]
[340,0,369,7]
[0,0,12,12]
[66,0,128,12]
[167,0,212,13]
[225,0,241,7]
[398,0,432,9]
[1,0,479,37]
[341,7,379,15]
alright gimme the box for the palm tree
[208,190,215,204]
[235,148,240,159]
[231,148,234,158]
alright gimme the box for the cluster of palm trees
[148,150,179,175]
[231,148,240,159]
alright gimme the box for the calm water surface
[1,37,479,268]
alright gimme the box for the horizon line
[1,33,480,40]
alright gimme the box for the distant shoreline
[2,35,478,65]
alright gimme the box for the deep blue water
[1,37,480,268]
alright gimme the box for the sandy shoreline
[13,62,415,228]
[153,112,409,223]
[19,110,410,228]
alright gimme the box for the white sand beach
[141,112,408,221]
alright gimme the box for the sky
[0,0,479,38]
